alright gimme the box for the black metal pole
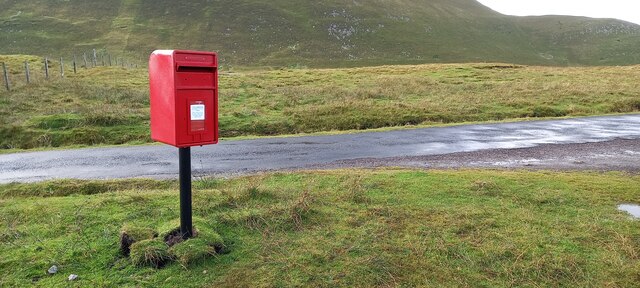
[179,147,193,239]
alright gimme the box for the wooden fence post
[108,54,112,66]
[2,62,10,91]
[60,57,64,78]
[73,55,77,74]
[44,57,49,79]
[25,61,31,83]
[101,54,105,66]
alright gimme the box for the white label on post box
[190,104,205,121]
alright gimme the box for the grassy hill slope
[1,0,639,67]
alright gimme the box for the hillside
[1,0,640,67]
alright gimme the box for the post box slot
[176,66,215,73]
[174,53,215,64]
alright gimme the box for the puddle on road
[618,204,640,219]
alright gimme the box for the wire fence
[1,49,141,92]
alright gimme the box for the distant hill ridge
[1,0,639,67]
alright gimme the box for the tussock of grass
[119,225,157,256]
[289,189,314,230]
[129,239,172,268]
[341,175,370,204]
[168,228,225,267]
[169,238,216,266]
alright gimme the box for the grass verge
[0,169,638,287]
[1,58,640,151]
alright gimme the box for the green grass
[0,169,639,287]
[1,59,640,151]
[1,0,640,67]
[129,239,172,268]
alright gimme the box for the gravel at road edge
[310,139,640,173]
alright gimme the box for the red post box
[149,50,218,147]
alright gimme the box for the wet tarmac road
[1,114,639,183]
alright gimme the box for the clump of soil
[129,239,172,268]
[119,225,157,257]
[120,218,226,268]
[162,227,199,247]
